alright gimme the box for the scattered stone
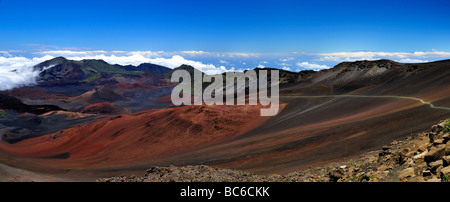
[399,167,415,181]
[436,166,444,177]
[426,177,441,182]
[405,159,415,167]
[399,148,409,157]
[429,160,443,174]
[377,165,388,171]
[417,143,429,153]
[433,139,445,146]
[347,167,354,174]
[437,131,445,140]
[328,168,344,182]
[424,145,446,163]
[406,151,415,158]
[413,151,428,161]
[437,121,447,128]
[422,170,432,177]
[445,142,450,156]
[416,161,428,171]
[441,156,450,167]
[429,132,437,143]
[441,166,450,177]
[379,146,392,158]
[368,156,378,163]
[443,133,450,141]
[98,120,450,183]
[431,124,443,133]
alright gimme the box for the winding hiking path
[281,95,450,111]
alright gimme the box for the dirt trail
[281,95,450,111]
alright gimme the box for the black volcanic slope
[0,94,63,115]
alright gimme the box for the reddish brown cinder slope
[0,104,271,169]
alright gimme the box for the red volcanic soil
[154,94,174,105]
[114,73,174,91]
[81,102,128,115]
[2,86,70,101]
[0,104,271,170]
[116,82,148,90]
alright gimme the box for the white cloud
[2,49,449,91]
[34,50,254,75]
[280,57,295,62]
[147,51,261,58]
[397,58,429,63]
[146,55,229,75]
[127,51,165,58]
[222,52,260,58]
[278,62,291,66]
[37,51,233,75]
[179,51,207,56]
[0,50,243,90]
[296,62,330,70]
[66,54,150,66]
[315,51,450,63]
[0,51,12,57]
[0,55,54,90]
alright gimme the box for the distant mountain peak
[164,64,205,81]
[308,59,421,86]
[171,64,204,74]
[34,57,171,85]
[333,59,400,71]
[175,64,197,70]
[33,56,68,71]
[50,56,68,61]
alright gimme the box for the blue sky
[1,0,450,85]
[1,0,450,53]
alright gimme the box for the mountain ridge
[35,57,172,85]
[33,57,446,87]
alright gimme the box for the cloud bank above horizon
[1,49,450,91]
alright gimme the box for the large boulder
[443,133,450,142]
[431,123,444,133]
[446,142,450,156]
[399,167,415,181]
[441,167,450,178]
[425,145,446,163]
[429,160,443,174]
[328,167,345,182]
[443,156,450,167]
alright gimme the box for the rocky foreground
[98,119,450,182]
